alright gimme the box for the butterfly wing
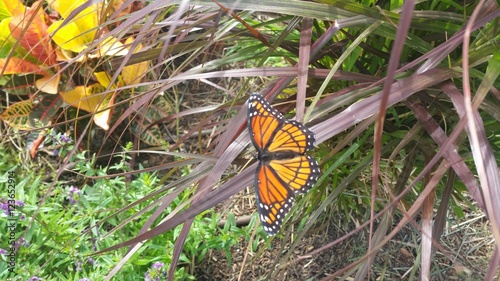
[255,155,320,235]
[248,93,316,154]
[247,93,320,235]
[247,93,285,153]
[267,119,315,154]
[269,155,320,194]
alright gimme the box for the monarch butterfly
[247,93,320,235]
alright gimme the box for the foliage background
[0,0,499,280]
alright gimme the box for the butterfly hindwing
[255,155,320,234]
[255,162,294,235]
[268,155,320,194]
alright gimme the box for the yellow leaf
[35,73,60,94]
[0,99,34,130]
[48,20,89,52]
[0,0,25,18]
[61,84,104,112]
[121,39,149,85]
[47,0,99,52]
[50,0,84,19]
[122,60,149,85]
[94,37,127,57]
[60,84,113,130]
[93,90,114,130]
[94,105,111,130]
[94,71,114,89]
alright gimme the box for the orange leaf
[0,57,46,74]
[30,133,46,158]
[0,57,59,93]
[8,1,55,65]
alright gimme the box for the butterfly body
[247,93,320,235]
[258,150,299,162]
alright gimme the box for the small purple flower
[0,248,7,255]
[145,262,166,281]
[78,279,90,281]
[29,277,42,281]
[87,257,95,265]
[15,237,25,247]
[152,262,164,269]
[90,236,98,252]
[76,260,83,271]
[67,186,80,205]
[0,201,24,216]
[61,134,72,143]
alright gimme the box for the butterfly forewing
[267,120,315,154]
[249,114,281,153]
[248,94,315,155]
[248,94,284,152]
